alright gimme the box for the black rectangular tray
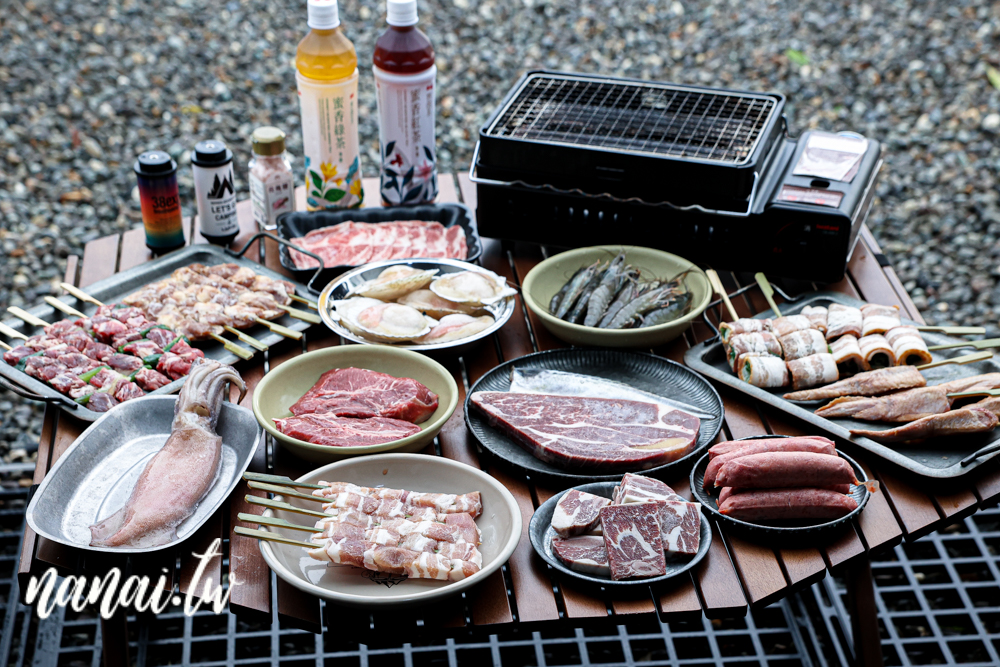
[684,291,1000,479]
[0,241,317,422]
[275,203,482,285]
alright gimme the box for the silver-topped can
[192,140,239,245]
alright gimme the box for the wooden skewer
[247,480,325,502]
[0,340,10,351]
[44,296,86,319]
[7,307,48,329]
[233,526,316,549]
[243,471,324,489]
[706,270,738,322]
[208,332,254,361]
[279,305,322,325]
[917,350,993,371]
[60,282,103,307]
[245,495,329,519]
[754,273,782,317]
[928,337,1000,352]
[947,388,1000,400]
[0,322,28,341]
[915,325,987,335]
[290,294,319,310]
[223,326,269,351]
[253,316,303,340]
[239,513,318,533]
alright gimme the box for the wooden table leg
[845,558,883,667]
[100,609,131,667]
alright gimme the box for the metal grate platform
[485,73,777,164]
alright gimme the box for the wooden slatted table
[15,173,1000,667]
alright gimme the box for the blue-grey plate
[529,481,711,587]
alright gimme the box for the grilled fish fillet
[783,366,925,402]
[850,407,999,443]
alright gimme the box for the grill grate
[485,74,777,165]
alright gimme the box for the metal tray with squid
[684,291,1000,479]
[24,395,263,553]
[0,234,323,421]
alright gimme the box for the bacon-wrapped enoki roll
[861,304,901,337]
[787,353,839,391]
[771,315,814,338]
[801,306,828,333]
[720,318,771,347]
[830,334,865,376]
[727,332,781,371]
[739,355,790,388]
[826,304,863,341]
[778,329,829,361]
[859,334,896,369]
[884,326,932,366]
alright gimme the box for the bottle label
[250,171,295,230]
[136,173,185,250]
[374,65,437,205]
[193,162,239,238]
[297,69,364,210]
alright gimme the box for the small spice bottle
[249,127,296,231]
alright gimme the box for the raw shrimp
[554,262,600,319]
[583,253,628,327]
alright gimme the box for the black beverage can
[134,151,185,253]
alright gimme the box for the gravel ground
[1,0,999,466]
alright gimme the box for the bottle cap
[192,140,233,167]
[386,0,418,26]
[308,0,341,29]
[134,151,177,176]
[252,127,287,156]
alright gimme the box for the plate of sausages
[689,435,878,538]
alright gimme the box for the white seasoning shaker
[249,127,296,231]
[192,140,239,245]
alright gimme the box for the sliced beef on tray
[656,501,702,556]
[290,367,438,423]
[613,473,684,504]
[470,392,700,472]
[551,535,610,576]
[289,220,468,269]
[600,502,667,580]
[274,412,421,447]
[552,489,610,538]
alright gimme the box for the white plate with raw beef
[252,453,521,608]
[529,481,711,587]
[464,349,724,483]
[253,346,458,463]
[317,258,517,353]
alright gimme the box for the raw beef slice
[656,501,701,556]
[291,367,438,423]
[600,503,666,580]
[552,489,611,538]
[470,392,700,471]
[274,413,421,447]
[551,535,609,576]
[613,473,684,504]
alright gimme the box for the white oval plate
[253,453,522,608]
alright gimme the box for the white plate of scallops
[317,258,518,352]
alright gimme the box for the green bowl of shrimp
[521,246,711,348]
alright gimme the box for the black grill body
[474,71,882,283]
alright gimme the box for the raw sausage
[714,452,858,489]
[718,488,859,521]
[717,485,852,505]
[703,438,838,489]
[708,436,835,460]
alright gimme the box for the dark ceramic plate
[276,203,482,284]
[464,349,724,486]
[528,481,711,587]
[688,435,871,538]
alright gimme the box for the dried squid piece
[397,289,483,318]
[415,314,494,344]
[429,269,516,307]
[348,265,439,301]
[740,356,790,388]
[332,297,435,342]
[884,326,932,366]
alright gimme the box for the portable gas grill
[471,71,882,282]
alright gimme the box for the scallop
[396,289,484,318]
[331,297,435,342]
[414,314,495,344]
[348,265,439,301]
[429,270,517,306]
